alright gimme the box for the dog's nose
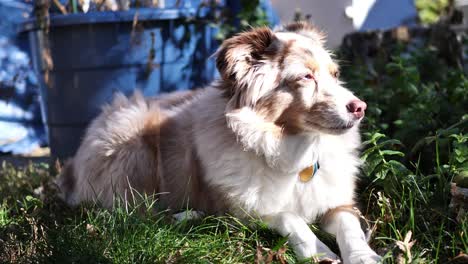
[346,100,367,119]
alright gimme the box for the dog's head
[216,22,366,136]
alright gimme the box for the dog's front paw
[315,257,342,264]
[346,250,381,264]
[172,210,205,222]
[295,242,340,263]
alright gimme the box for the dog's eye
[333,71,340,79]
[303,74,314,80]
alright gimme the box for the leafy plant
[415,0,451,24]
[213,0,270,40]
[340,24,467,262]
[342,39,467,173]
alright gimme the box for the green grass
[0,162,307,263]
[0,161,340,264]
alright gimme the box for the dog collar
[299,162,320,182]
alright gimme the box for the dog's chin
[304,121,358,135]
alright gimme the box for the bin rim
[20,7,216,32]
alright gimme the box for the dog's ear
[277,21,326,44]
[216,27,278,84]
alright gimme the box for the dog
[57,22,381,263]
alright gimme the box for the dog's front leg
[264,212,340,262]
[322,207,381,264]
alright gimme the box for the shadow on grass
[0,161,339,263]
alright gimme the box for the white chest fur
[198,126,359,223]
[228,144,356,222]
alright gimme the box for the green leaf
[376,139,403,148]
[456,156,467,164]
[362,154,385,176]
[375,165,390,180]
[386,62,402,72]
[272,235,289,251]
[394,119,404,126]
[407,83,419,95]
[388,160,409,174]
[380,150,405,157]
[361,146,379,160]
[362,132,386,146]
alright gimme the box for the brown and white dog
[57,22,381,263]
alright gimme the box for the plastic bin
[20,5,223,160]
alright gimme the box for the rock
[450,183,468,222]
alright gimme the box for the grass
[0,161,305,263]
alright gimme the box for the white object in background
[102,0,119,11]
[345,0,377,29]
[81,0,91,12]
[349,0,417,31]
[271,0,417,48]
[456,0,468,24]
[270,0,354,48]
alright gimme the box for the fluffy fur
[57,22,380,263]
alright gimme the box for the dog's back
[57,89,228,213]
[58,92,162,207]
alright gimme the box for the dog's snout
[346,100,367,119]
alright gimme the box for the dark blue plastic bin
[21,6,223,160]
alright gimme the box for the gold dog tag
[299,162,319,182]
